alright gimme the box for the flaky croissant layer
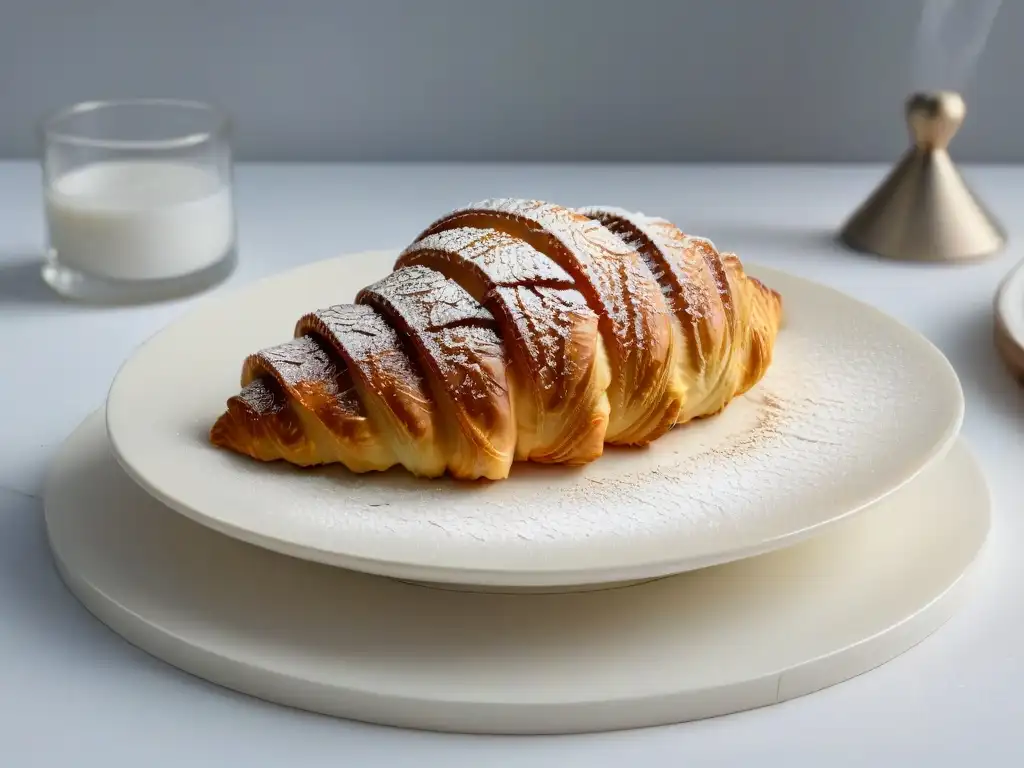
[210,199,783,480]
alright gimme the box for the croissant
[210,199,783,480]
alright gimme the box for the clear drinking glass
[39,99,237,303]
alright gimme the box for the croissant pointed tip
[208,411,232,448]
[208,386,286,463]
[209,408,251,457]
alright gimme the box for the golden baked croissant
[210,199,783,480]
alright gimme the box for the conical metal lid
[838,91,1005,263]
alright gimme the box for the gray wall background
[1,0,1021,163]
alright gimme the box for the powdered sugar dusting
[399,226,600,409]
[300,305,407,370]
[402,227,575,288]
[242,335,369,449]
[297,303,435,440]
[684,234,735,330]
[358,265,510,422]
[495,284,593,404]
[360,264,495,332]
[431,325,507,408]
[248,336,339,389]
[417,199,677,438]
[234,377,284,415]
[579,207,729,373]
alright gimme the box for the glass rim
[39,98,230,150]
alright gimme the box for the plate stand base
[43,410,990,735]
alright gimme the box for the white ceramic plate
[46,411,989,734]
[106,252,964,587]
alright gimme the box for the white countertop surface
[1,160,1022,766]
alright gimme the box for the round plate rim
[994,256,1024,379]
[105,252,965,586]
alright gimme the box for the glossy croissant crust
[210,199,783,480]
